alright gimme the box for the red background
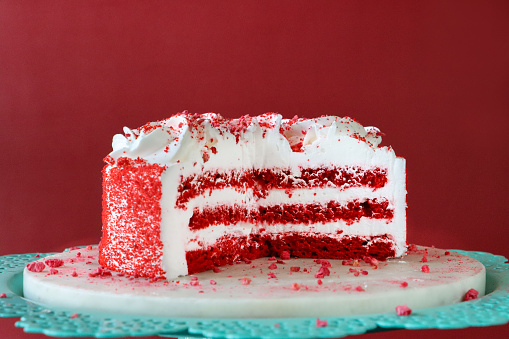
[1,1,508,338]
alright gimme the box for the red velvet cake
[99,112,407,278]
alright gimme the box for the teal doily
[1,249,508,338]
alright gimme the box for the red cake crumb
[400,281,408,288]
[89,267,112,277]
[396,305,412,316]
[291,283,301,290]
[349,268,360,277]
[210,280,217,285]
[44,259,64,268]
[268,263,277,270]
[464,288,479,301]
[86,245,93,250]
[33,254,40,258]
[320,260,331,268]
[268,256,276,261]
[240,277,252,285]
[317,279,323,285]
[268,272,277,279]
[316,318,328,327]
[190,281,200,286]
[290,266,301,272]
[0,293,6,298]
[444,251,451,255]
[70,313,79,319]
[48,268,58,275]
[71,271,78,277]
[191,276,198,281]
[212,267,222,273]
[280,251,291,260]
[408,244,418,251]
[421,265,430,273]
[421,249,428,263]
[361,270,368,275]
[26,262,45,273]
[355,286,365,292]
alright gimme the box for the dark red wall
[1,1,508,338]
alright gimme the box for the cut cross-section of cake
[99,112,407,278]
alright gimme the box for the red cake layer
[188,199,393,230]
[186,233,396,275]
[99,158,167,278]
[177,166,387,208]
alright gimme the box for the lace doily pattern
[1,249,507,338]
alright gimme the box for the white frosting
[105,112,407,278]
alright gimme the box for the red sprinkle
[44,259,64,268]
[26,262,45,273]
[316,318,328,327]
[421,265,430,273]
[396,305,412,316]
[464,289,479,301]
[268,263,277,270]
[280,251,291,260]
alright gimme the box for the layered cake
[99,112,407,279]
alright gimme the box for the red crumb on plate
[290,266,300,272]
[70,313,79,319]
[464,288,479,301]
[421,265,430,273]
[48,268,58,275]
[89,267,112,278]
[396,305,412,316]
[280,251,291,260]
[355,286,365,292]
[0,293,6,298]
[44,259,64,268]
[210,280,217,285]
[267,272,277,279]
[26,262,45,273]
[240,277,252,285]
[71,270,78,277]
[291,283,301,290]
[316,318,328,327]
[268,263,277,270]
[317,279,323,285]
[400,281,408,287]
[212,267,222,273]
